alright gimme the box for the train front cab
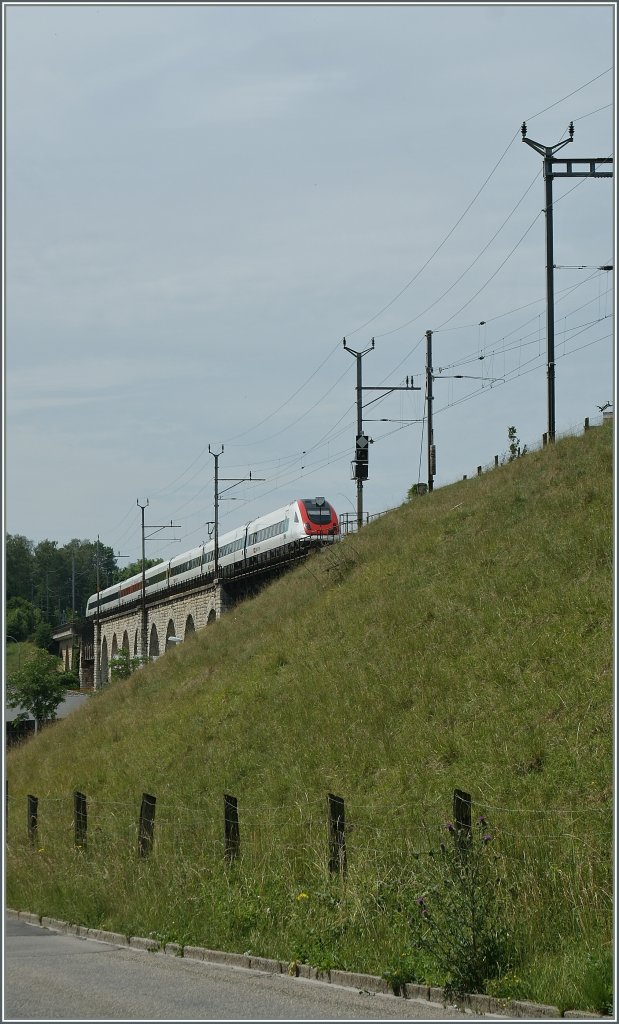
[297,497,339,540]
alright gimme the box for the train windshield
[302,498,333,525]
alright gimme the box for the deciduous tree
[6,649,68,731]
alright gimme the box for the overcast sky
[4,2,615,572]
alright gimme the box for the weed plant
[407,817,514,1000]
[6,424,613,1012]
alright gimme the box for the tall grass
[6,423,613,1011]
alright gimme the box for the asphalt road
[4,916,503,1021]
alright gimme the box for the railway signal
[343,336,420,528]
[354,434,369,480]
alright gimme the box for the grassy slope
[5,641,37,679]
[6,424,613,1008]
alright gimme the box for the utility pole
[209,445,264,578]
[426,330,435,493]
[137,502,181,662]
[343,336,420,525]
[137,500,149,664]
[521,122,613,442]
[209,447,223,579]
[95,536,101,689]
[343,337,374,529]
[424,330,502,495]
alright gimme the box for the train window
[148,570,168,586]
[302,499,333,525]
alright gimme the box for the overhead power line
[344,69,613,340]
[102,73,613,548]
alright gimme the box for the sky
[3,2,616,572]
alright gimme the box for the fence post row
[27,795,38,845]
[327,793,346,875]
[18,787,475,871]
[74,791,87,849]
[224,794,240,862]
[138,793,156,858]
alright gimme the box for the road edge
[5,908,608,1021]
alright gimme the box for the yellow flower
[37,848,45,854]
[296,891,309,901]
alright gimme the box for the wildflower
[296,891,309,901]
[482,834,492,844]
[37,848,45,854]
[445,822,456,833]
[477,815,487,827]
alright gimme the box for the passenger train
[85,497,339,618]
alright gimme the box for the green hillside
[6,423,613,1012]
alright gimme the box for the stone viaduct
[83,543,330,687]
[94,581,227,685]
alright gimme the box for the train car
[217,524,250,578]
[85,583,121,618]
[243,496,338,570]
[168,545,204,590]
[85,496,339,617]
[144,559,171,598]
[296,496,339,537]
[243,502,292,570]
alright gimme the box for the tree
[6,597,41,642]
[6,648,68,731]
[5,534,35,602]
[33,620,54,651]
[32,539,65,624]
[63,538,117,618]
[6,533,118,624]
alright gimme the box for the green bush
[110,649,142,680]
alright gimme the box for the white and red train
[85,497,339,618]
